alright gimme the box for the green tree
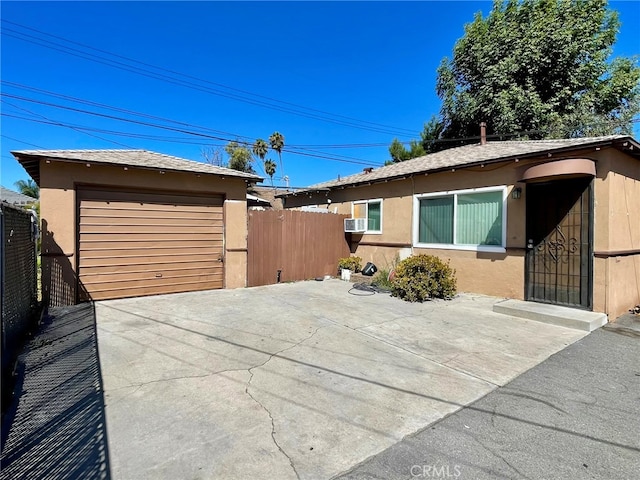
[436,0,640,139]
[387,116,446,163]
[269,132,285,174]
[264,159,277,186]
[14,179,39,198]
[224,141,255,174]
[387,139,425,164]
[252,139,269,161]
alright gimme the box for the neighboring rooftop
[11,149,263,185]
[279,135,639,196]
[251,186,286,210]
[0,186,37,206]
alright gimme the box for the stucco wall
[286,147,639,317]
[39,160,248,305]
[286,159,530,300]
[593,149,640,319]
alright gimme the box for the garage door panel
[83,275,224,294]
[81,268,223,285]
[86,281,221,301]
[80,215,222,227]
[79,224,223,235]
[80,255,222,276]
[80,206,223,220]
[80,232,220,242]
[80,239,219,250]
[78,188,225,300]
[79,201,222,212]
[79,245,222,259]
[78,190,224,206]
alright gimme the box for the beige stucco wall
[286,147,640,318]
[592,149,640,319]
[286,159,530,300]
[39,160,249,305]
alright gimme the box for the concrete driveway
[95,280,587,479]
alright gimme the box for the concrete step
[493,299,607,331]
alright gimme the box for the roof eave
[11,152,41,186]
[281,136,637,196]
[11,151,263,184]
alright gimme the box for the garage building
[12,149,261,306]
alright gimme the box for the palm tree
[264,159,277,187]
[252,138,269,161]
[14,179,39,199]
[269,132,285,175]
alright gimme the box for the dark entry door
[525,178,593,309]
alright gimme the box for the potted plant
[337,256,362,281]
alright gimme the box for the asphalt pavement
[336,327,640,480]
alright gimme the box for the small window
[414,187,506,251]
[353,199,382,233]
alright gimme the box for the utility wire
[2,19,418,136]
[2,98,135,148]
[1,112,381,167]
[1,82,384,164]
[2,80,250,140]
[1,134,47,149]
[1,21,417,137]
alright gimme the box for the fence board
[248,210,349,287]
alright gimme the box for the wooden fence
[247,210,350,287]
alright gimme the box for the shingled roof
[11,149,263,185]
[279,135,639,196]
[0,186,37,206]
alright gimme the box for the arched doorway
[523,159,595,309]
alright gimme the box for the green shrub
[372,268,394,290]
[391,254,456,302]
[337,256,362,273]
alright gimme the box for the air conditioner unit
[344,218,366,232]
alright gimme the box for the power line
[1,90,386,165]
[2,98,135,149]
[2,81,397,158]
[1,20,418,137]
[2,81,251,140]
[1,134,47,149]
[1,112,381,167]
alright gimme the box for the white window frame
[413,186,507,253]
[352,198,383,234]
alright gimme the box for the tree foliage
[387,116,444,164]
[252,139,269,161]
[436,0,640,139]
[224,141,255,174]
[269,132,285,174]
[264,159,277,185]
[14,179,39,199]
[218,132,284,181]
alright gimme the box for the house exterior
[281,135,640,320]
[12,149,261,306]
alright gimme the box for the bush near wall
[391,254,457,302]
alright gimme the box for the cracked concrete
[95,280,588,479]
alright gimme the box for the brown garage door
[77,187,224,301]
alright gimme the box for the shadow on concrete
[0,303,111,479]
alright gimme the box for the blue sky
[1,1,639,190]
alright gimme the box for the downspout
[411,175,415,256]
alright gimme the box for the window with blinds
[414,187,506,250]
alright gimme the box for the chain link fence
[1,202,38,413]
